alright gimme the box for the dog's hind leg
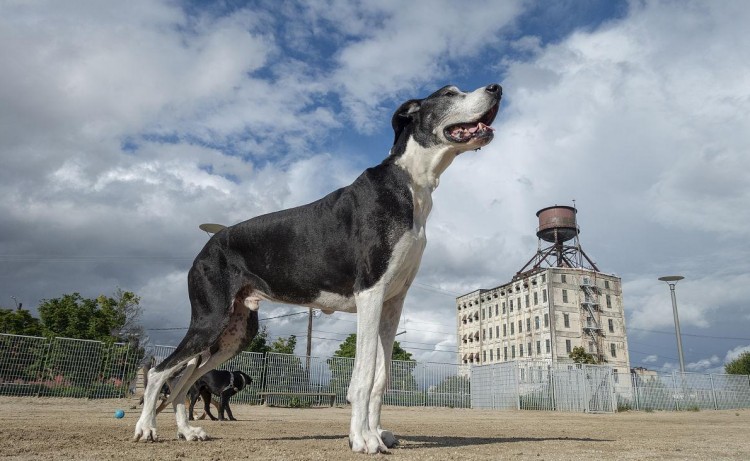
[134,360,194,442]
[169,296,260,440]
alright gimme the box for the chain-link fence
[2,333,749,413]
[0,333,142,398]
[472,360,750,413]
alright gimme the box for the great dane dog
[134,83,501,454]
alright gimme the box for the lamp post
[658,275,685,373]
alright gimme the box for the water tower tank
[536,205,579,243]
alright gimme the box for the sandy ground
[0,397,749,460]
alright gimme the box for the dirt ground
[0,397,748,460]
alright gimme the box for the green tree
[332,334,414,361]
[0,307,43,336]
[569,346,598,364]
[38,290,142,342]
[270,334,297,354]
[245,325,271,354]
[725,352,750,375]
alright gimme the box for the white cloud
[2,1,750,368]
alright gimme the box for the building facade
[456,267,630,375]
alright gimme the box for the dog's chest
[380,185,431,298]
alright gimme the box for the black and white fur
[133,83,501,453]
[188,370,252,421]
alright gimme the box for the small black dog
[188,370,252,421]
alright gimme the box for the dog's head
[235,371,253,390]
[391,83,501,156]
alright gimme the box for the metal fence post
[709,373,718,410]
[672,371,680,411]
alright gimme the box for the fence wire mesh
[1,333,749,413]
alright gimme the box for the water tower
[514,204,599,280]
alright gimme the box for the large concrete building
[456,206,631,375]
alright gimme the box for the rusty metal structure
[514,205,599,281]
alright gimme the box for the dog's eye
[443,90,458,97]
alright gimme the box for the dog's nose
[485,84,502,96]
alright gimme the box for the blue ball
[114,409,125,419]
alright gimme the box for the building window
[565,340,572,353]
[497,347,501,361]
[528,342,532,356]
[588,341,594,353]
[541,274,546,283]
[518,320,522,333]
[526,318,531,332]
[611,343,617,357]
[519,344,524,357]
[496,325,500,337]
[561,274,567,283]
[517,297,521,309]
[543,290,548,303]
[489,328,492,339]
[503,324,507,337]
[533,292,538,305]
[504,347,508,361]
[563,313,570,328]
[608,318,614,333]
[544,313,549,327]
[482,329,485,340]
[511,345,516,359]
[509,299,513,312]
[546,339,551,353]
[535,316,540,330]
[502,302,506,314]
[487,307,491,318]
[606,294,612,309]
[483,351,486,362]
[490,349,493,361]
[562,289,568,303]
[510,323,514,335]
[613,369,619,383]
[482,308,485,320]
[525,294,529,307]
[536,340,541,355]
[605,280,610,289]
[495,305,499,316]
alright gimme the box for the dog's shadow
[258,434,613,449]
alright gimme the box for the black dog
[188,370,252,421]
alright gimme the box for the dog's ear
[391,99,421,145]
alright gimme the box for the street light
[658,275,685,373]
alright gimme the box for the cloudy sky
[2,0,749,373]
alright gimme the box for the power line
[629,327,750,342]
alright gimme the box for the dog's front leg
[218,391,231,421]
[224,393,236,421]
[368,294,405,449]
[348,287,388,454]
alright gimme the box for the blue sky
[1,0,749,373]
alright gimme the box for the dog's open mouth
[444,103,499,143]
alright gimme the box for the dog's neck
[393,137,460,191]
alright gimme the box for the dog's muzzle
[445,84,501,143]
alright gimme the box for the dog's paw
[177,425,208,442]
[349,431,388,454]
[133,423,158,442]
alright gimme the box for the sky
[1,0,749,374]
